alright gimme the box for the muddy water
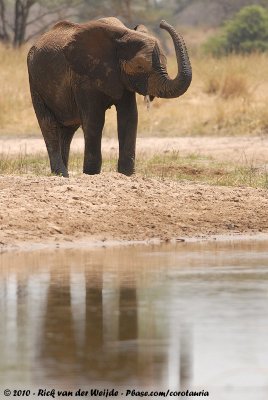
[0,240,268,400]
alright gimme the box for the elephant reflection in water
[37,268,192,389]
[39,267,140,383]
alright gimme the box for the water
[0,239,268,400]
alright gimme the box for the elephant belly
[55,107,81,127]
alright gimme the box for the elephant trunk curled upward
[27,17,192,177]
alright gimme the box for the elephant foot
[118,170,135,176]
[83,167,101,175]
[118,159,135,176]
[83,171,101,175]
[51,167,69,178]
[83,159,102,175]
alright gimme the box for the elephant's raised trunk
[154,20,192,99]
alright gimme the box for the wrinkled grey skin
[27,17,192,177]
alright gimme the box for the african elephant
[27,17,192,177]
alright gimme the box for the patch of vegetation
[204,5,268,56]
[139,152,268,188]
[1,151,267,189]
[0,152,116,176]
[0,153,48,175]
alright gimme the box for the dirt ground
[0,136,268,251]
[1,135,268,166]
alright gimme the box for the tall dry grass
[1,43,268,137]
[0,44,40,135]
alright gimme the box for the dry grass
[1,43,268,137]
[0,45,39,135]
[0,151,267,189]
[140,152,268,188]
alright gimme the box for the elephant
[27,17,192,177]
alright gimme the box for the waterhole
[0,239,268,400]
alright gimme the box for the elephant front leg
[82,107,105,175]
[116,91,138,176]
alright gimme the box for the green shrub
[204,5,268,56]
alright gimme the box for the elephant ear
[63,22,125,99]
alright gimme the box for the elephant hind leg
[46,133,69,177]
[59,126,79,169]
[30,88,69,177]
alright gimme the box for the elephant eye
[137,65,144,72]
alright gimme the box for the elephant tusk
[144,95,151,111]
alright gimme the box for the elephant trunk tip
[160,20,175,32]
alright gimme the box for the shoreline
[1,232,268,254]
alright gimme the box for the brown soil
[0,173,268,252]
[0,168,268,251]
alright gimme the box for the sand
[1,135,268,251]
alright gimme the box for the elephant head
[63,18,192,100]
